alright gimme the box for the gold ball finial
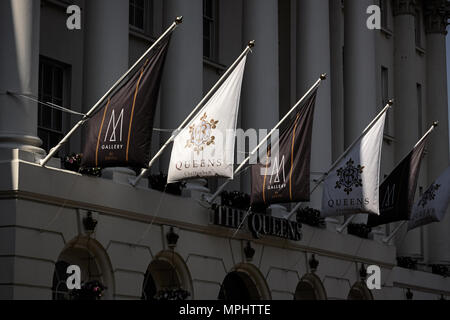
[175,16,183,24]
[320,73,327,80]
[388,99,394,106]
[433,121,439,127]
[248,40,255,48]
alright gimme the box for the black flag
[367,137,427,227]
[81,36,170,169]
[250,90,317,207]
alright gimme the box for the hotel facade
[0,0,450,300]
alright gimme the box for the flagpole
[336,215,355,233]
[380,121,439,243]
[285,100,394,221]
[40,17,183,167]
[130,40,256,187]
[382,221,407,244]
[205,74,327,204]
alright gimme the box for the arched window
[348,282,374,300]
[294,274,327,300]
[218,264,271,300]
[51,237,114,300]
[142,251,193,300]
[218,271,260,300]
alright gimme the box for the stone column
[392,0,422,258]
[424,0,450,264]
[160,0,203,170]
[330,0,345,162]
[240,0,279,193]
[297,0,332,210]
[0,0,43,155]
[344,0,378,145]
[83,0,130,181]
[83,0,129,112]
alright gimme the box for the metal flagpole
[205,74,327,204]
[380,121,439,244]
[130,40,256,187]
[40,16,183,167]
[336,215,355,233]
[285,99,395,221]
[382,221,407,244]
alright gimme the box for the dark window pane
[43,66,53,96]
[204,0,213,18]
[135,8,144,29]
[42,106,52,128]
[38,105,43,126]
[38,129,49,152]
[204,39,210,58]
[53,109,62,131]
[53,68,63,100]
[135,0,144,9]
[129,6,134,26]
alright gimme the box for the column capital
[424,0,450,34]
[393,0,418,16]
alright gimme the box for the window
[381,66,390,133]
[417,83,423,138]
[203,0,217,60]
[380,0,388,29]
[129,0,152,35]
[38,58,70,155]
[415,9,421,47]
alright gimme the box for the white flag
[167,57,247,183]
[321,112,386,218]
[408,166,450,231]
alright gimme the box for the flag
[408,166,450,231]
[367,136,427,227]
[81,36,171,168]
[321,112,386,218]
[250,90,317,207]
[167,57,247,183]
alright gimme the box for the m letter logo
[66,265,81,290]
[104,109,124,142]
[66,5,81,30]
[270,155,286,184]
[366,265,381,290]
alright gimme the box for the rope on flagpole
[204,74,327,205]
[40,16,183,167]
[130,40,256,187]
[7,92,87,117]
[285,100,395,221]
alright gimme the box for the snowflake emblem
[185,113,219,155]
[335,159,365,195]
[418,184,441,208]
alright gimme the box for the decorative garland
[347,223,372,239]
[296,207,326,229]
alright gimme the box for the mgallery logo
[419,184,441,207]
[101,108,125,150]
[212,207,302,241]
[267,155,287,191]
[185,113,219,154]
[335,158,364,195]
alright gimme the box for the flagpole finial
[320,73,327,80]
[175,16,183,24]
[248,40,255,48]
[388,99,394,106]
[433,121,439,127]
